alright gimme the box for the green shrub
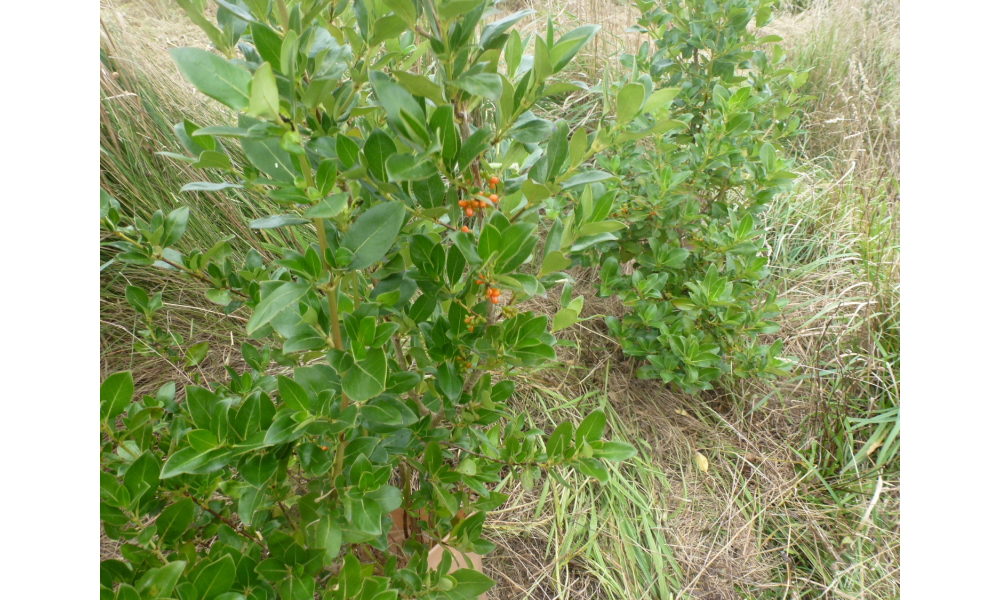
[570,0,808,394]
[99,1,641,599]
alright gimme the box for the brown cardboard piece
[386,508,485,596]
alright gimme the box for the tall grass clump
[100,10,277,386]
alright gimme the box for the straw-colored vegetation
[100,0,900,597]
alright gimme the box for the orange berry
[461,225,469,233]
[467,325,474,332]
[490,296,499,304]
[465,207,474,217]
[489,194,498,203]
[321,446,328,451]
[458,199,467,208]
[489,176,499,185]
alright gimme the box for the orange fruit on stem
[489,194,498,203]
[465,207,474,217]
[489,176,499,185]
[461,225,469,233]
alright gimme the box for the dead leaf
[694,452,709,472]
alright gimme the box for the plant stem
[297,153,344,351]
[401,461,412,539]
[275,0,290,31]
[112,231,249,299]
[296,154,352,489]
[189,495,266,549]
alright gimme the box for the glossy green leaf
[169,48,251,110]
[136,561,186,599]
[575,410,606,446]
[241,453,279,487]
[263,413,308,446]
[304,192,349,219]
[539,251,571,276]
[343,348,387,401]
[341,201,407,269]
[194,554,236,600]
[550,308,578,333]
[594,440,636,462]
[163,207,190,246]
[454,72,502,101]
[277,375,310,412]
[101,371,134,422]
[248,62,280,121]
[616,82,645,125]
[185,341,210,367]
[546,420,574,460]
[550,25,600,73]
[246,281,311,334]
[449,568,495,599]
[386,154,437,181]
[156,498,196,545]
[392,70,445,104]
[123,451,160,508]
[160,447,232,478]
[316,515,343,560]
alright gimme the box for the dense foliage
[99,1,644,599]
[581,0,806,393]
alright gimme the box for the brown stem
[192,496,266,549]
[457,106,483,190]
[114,231,251,300]
[391,334,422,408]
[401,461,412,540]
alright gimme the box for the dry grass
[99,1,900,598]
[764,0,900,175]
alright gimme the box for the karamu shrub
[565,0,808,394]
[99,1,641,599]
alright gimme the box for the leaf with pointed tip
[454,72,502,101]
[194,555,236,600]
[341,201,406,270]
[169,48,251,110]
[343,348,387,402]
[160,447,232,478]
[100,371,134,422]
[246,281,311,334]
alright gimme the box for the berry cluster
[456,177,502,232]
[462,314,482,332]
[457,195,493,218]
[473,274,502,305]
[611,205,629,219]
